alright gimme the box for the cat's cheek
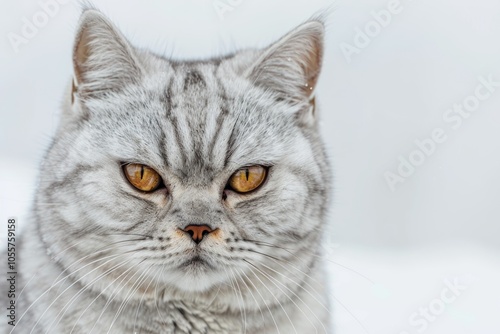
[119,184,171,208]
[220,189,252,209]
[142,188,170,207]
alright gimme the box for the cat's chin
[174,274,221,293]
[157,257,226,293]
[166,268,225,293]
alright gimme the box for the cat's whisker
[154,263,167,323]
[68,259,140,334]
[234,267,267,326]
[51,239,147,293]
[229,267,248,334]
[269,255,335,298]
[27,253,132,334]
[102,232,154,239]
[243,259,323,334]
[107,262,152,334]
[239,241,333,288]
[243,248,284,263]
[222,267,245,333]
[238,266,283,334]
[244,264,298,334]
[242,244,370,332]
[13,251,129,333]
[52,247,142,289]
[258,260,367,334]
[133,266,161,333]
[257,259,332,317]
[88,271,135,334]
[50,242,145,300]
[241,238,374,284]
[15,238,89,303]
[205,278,223,308]
[48,257,135,334]
[88,259,147,334]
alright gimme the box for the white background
[1,0,499,333]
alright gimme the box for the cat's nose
[182,225,214,244]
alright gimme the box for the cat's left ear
[245,20,324,111]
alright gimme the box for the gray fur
[6,8,332,334]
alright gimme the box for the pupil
[245,169,249,181]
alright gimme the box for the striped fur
[9,8,332,334]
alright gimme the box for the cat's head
[37,9,330,295]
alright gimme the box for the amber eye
[228,166,267,193]
[123,163,162,192]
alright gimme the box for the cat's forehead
[89,60,296,182]
[165,63,227,116]
[158,64,292,178]
[149,60,290,136]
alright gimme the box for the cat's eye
[227,166,267,194]
[123,163,162,192]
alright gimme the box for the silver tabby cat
[6,8,332,334]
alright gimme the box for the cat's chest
[122,300,240,334]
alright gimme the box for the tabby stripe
[156,118,169,167]
[183,70,206,91]
[208,107,229,162]
[169,114,188,170]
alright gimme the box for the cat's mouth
[178,255,215,270]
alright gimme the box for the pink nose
[182,225,214,244]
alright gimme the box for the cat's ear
[245,20,324,105]
[72,9,142,101]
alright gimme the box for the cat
[5,7,332,334]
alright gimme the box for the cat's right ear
[71,9,142,103]
[244,20,324,105]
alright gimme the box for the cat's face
[37,10,330,294]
